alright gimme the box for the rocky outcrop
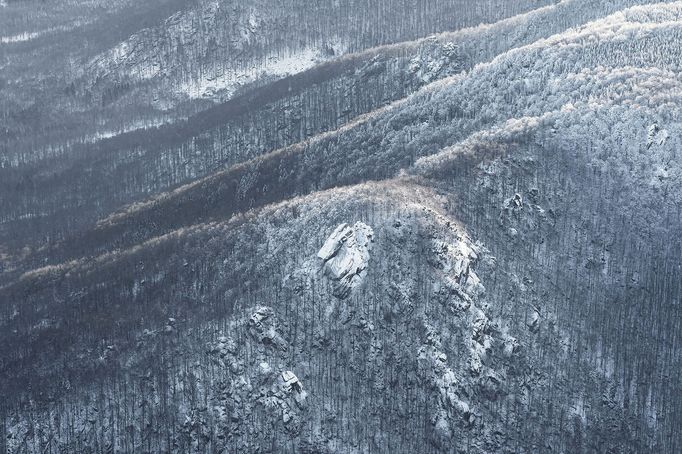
[318,222,374,298]
[248,306,288,351]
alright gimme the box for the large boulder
[318,222,374,298]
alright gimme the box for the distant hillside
[0,0,656,261]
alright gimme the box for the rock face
[248,306,288,351]
[318,222,374,298]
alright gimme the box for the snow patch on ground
[1,30,46,44]
[1,22,89,44]
[178,40,347,101]
[84,119,169,144]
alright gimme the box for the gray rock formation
[318,222,374,298]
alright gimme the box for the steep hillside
[82,0,547,107]
[40,1,682,265]
[1,180,661,452]
[1,0,546,164]
[0,0,553,258]
[0,0,667,263]
[2,1,682,453]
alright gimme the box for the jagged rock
[247,306,288,351]
[433,278,473,313]
[469,348,483,376]
[503,193,524,210]
[281,371,308,408]
[318,222,373,298]
[409,38,461,84]
[281,371,302,393]
[209,336,237,358]
[428,237,485,299]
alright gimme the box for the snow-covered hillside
[2,1,682,453]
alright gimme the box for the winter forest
[2,0,682,452]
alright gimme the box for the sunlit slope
[54,1,682,263]
[1,0,668,256]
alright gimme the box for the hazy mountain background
[2,0,682,452]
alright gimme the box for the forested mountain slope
[0,0,669,270]
[83,0,548,106]
[0,0,551,264]
[1,0,546,167]
[30,0,682,265]
[2,1,682,453]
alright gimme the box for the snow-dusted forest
[2,0,682,452]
